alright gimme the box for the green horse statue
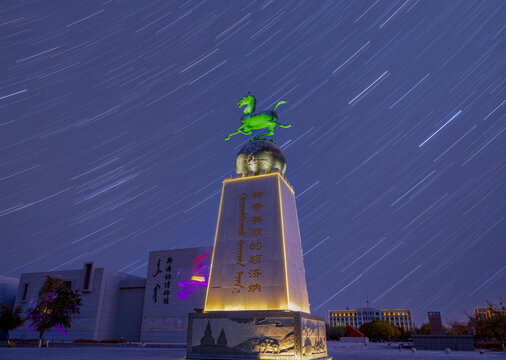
[225,92,291,141]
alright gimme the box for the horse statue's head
[237,92,255,110]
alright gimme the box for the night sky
[1,1,504,326]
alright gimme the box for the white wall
[141,247,212,343]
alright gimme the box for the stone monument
[186,94,330,360]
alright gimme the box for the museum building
[328,306,414,332]
[9,246,211,343]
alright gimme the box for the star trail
[0,1,504,326]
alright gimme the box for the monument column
[204,167,309,313]
[186,93,330,360]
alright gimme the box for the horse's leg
[225,130,242,140]
[274,116,291,128]
[257,124,275,138]
[276,123,291,128]
[225,126,252,140]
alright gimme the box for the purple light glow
[54,324,68,336]
[176,253,210,300]
[177,280,207,300]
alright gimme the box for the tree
[366,320,401,341]
[447,320,472,335]
[417,323,430,334]
[0,304,25,345]
[398,327,408,341]
[468,298,506,351]
[325,324,347,341]
[485,299,506,351]
[359,322,371,337]
[469,316,494,342]
[27,276,82,347]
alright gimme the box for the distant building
[0,275,20,339]
[0,275,19,307]
[428,311,443,334]
[328,306,414,332]
[9,246,211,343]
[474,306,506,320]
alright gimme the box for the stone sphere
[236,140,287,176]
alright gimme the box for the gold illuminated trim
[291,179,309,313]
[224,173,294,194]
[203,181,226,312]
[191,276,205,282]
[278,176,291,310]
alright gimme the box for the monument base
[186,310,331,359]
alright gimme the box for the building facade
[474,306,506,320]
[141,247,212,343]
[9,246,211,343]
[10,262,145,341]
[328,307,414,332]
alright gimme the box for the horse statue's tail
[273,100,287,111]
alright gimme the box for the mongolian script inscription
[233,190,264,294]
[152,256,172,304]
[238,193,247,236]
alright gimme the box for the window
[22,284,28,300]
[83,263,92,289]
